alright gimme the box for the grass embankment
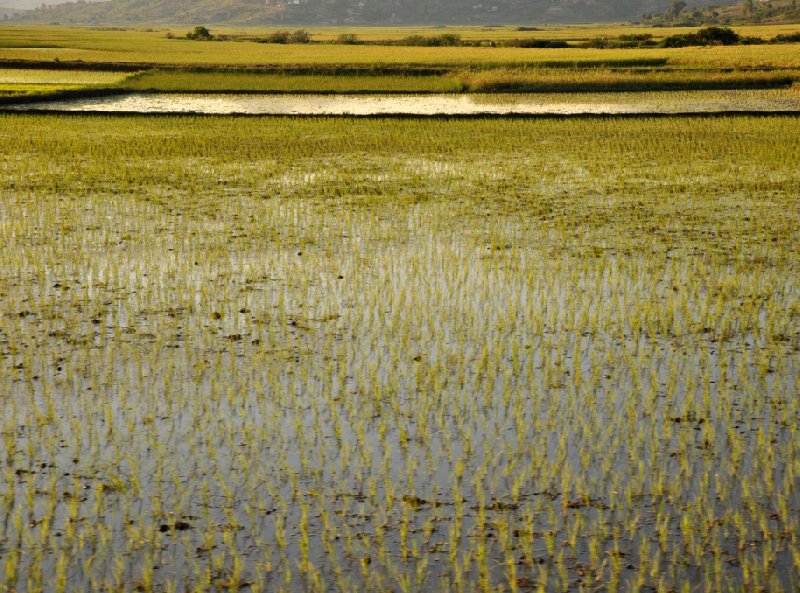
[458,67,799,92]
[0,68,130,101]
[0,83,89,97]
[121,70,465,93]
[0,114,798,593]
[120,66,799,94]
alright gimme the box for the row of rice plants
[0,114,797,593]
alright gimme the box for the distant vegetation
[639,0,800,26]
[185,25,213,40]
[171,25,800,49]
[259,29,312,44]
[270,27,799,49]
[579,26,798,48]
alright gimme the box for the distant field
[2,23,800,44]
[302,22,800,42]
[0,43,670,68]
[1,24,800,69]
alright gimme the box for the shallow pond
[7,89,800,114]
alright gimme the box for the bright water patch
[7,90,800,114]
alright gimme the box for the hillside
[639,0,800,25]
[12,0,738,26]
[1,5,24,18]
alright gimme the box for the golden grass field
[1,24,800,68]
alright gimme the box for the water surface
[7,89,800,114]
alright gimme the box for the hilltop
[1,5,24,18]
[12,0,739,26]
[639,0,800,25]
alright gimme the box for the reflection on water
[7,90,800,114]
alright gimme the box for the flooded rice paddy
[0,114,798,593]
[6,89,800,114]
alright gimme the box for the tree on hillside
[666,0,687,20]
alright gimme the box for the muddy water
[7,90,800,114]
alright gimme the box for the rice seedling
[0,113,797,593]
